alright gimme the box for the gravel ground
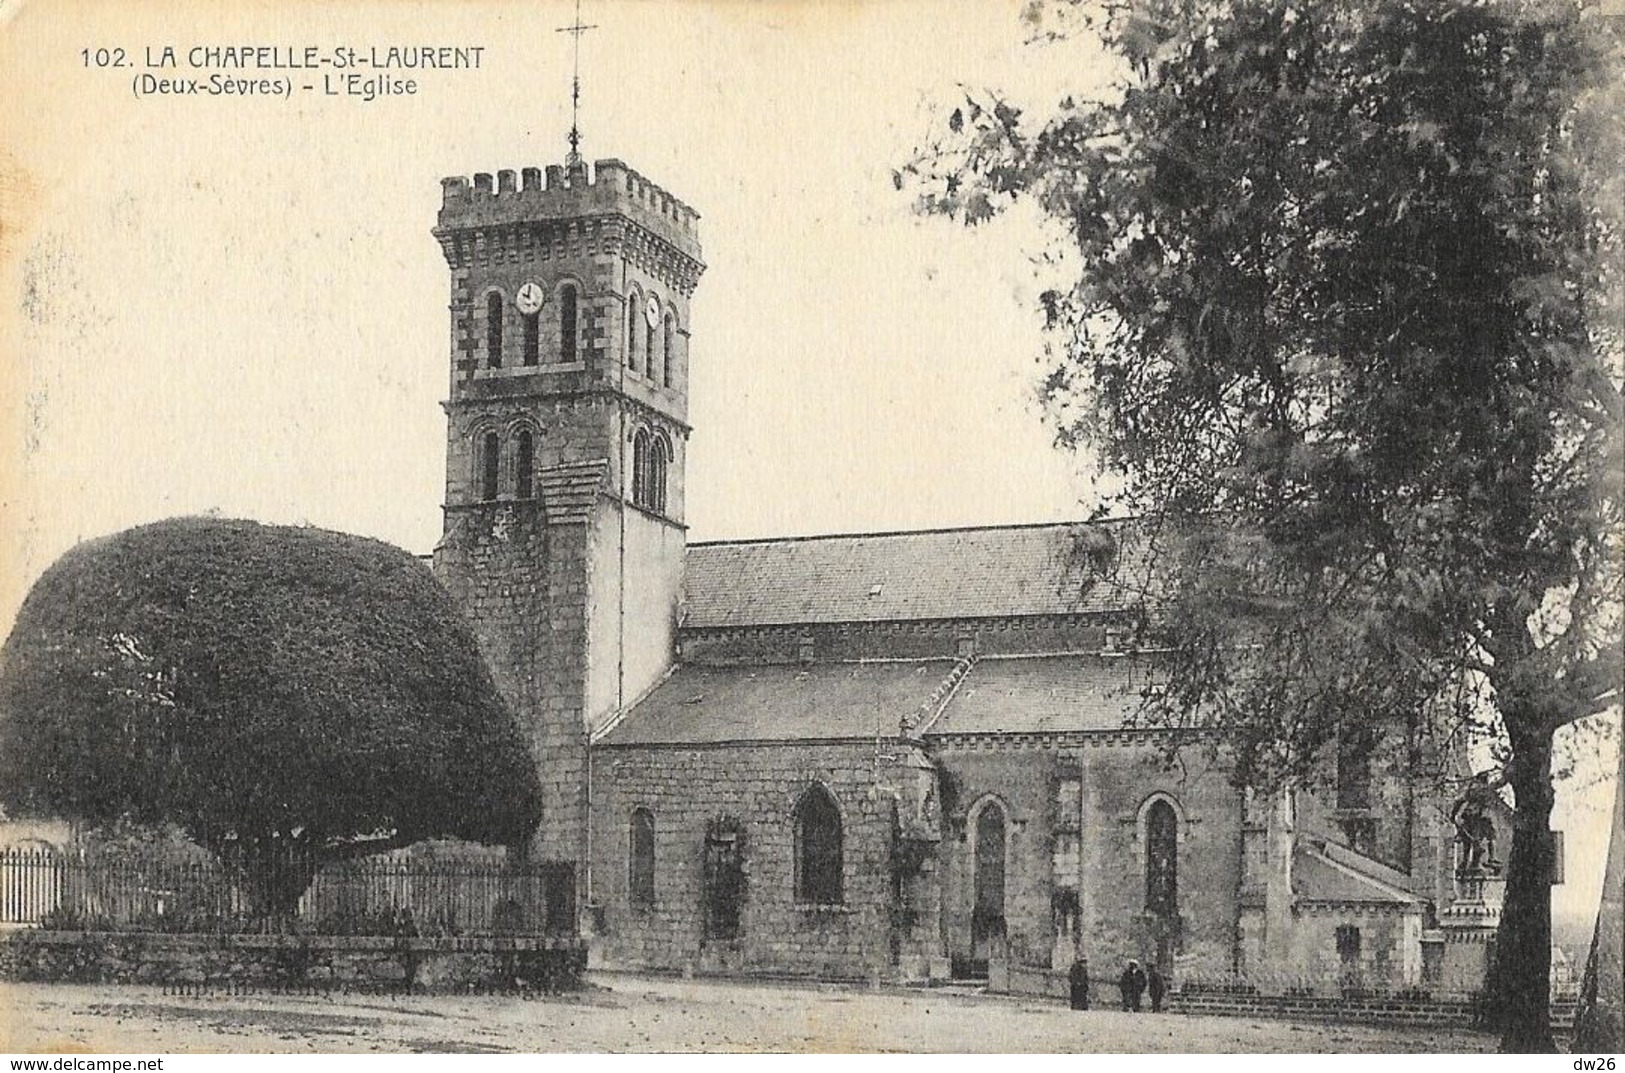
[1,974,1497,1053]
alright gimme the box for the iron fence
[0,846,575,937]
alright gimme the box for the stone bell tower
[431,157,704,889]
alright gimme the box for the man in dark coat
[1147,965,1166,1012]
[1120,959,1147,1012]
[1068,957,1091,1010]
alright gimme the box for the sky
[0,0,1616,922]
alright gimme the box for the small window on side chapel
[560,284,578,363]
[1336,924,1361,966]
[630,809,656,908]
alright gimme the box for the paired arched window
[474,428,539,501]
[479,430,500,501]
[560,284,578,363]
[515,429,535,499]
[1145,798,1179,918]
[630,428,671,514]
[485,292,504,368]
[626,290,642,373]
[646,316,659,383]
[629,808,656,909]
[793,784,843,905]
[662,313,676,387]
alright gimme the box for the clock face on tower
[644,295,660,328]
[515,281,545,316]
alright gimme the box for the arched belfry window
[1146,798,1179,918]
[651,433,670,514]
[515,429,535,499]
[521,311,539,366]
[794,784,843,905]
[627,291,642,373]
[478,430,500,501]
[485,291,504,368]
[631,429,650,507]
[629,808,656,909]
[662,313,676,388]
[560,284,578,363]
[645,297,663,385]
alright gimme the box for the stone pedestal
[1438,869,1503,997]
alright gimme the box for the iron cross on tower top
[556,0,598,166]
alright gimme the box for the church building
[429,152,1511,997]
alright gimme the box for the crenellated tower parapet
[436,158,703,280]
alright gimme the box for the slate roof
[927,655,1146,736]
[599,653,1157,746]
[1293,840,1424,906]
[683,520,1148,628]
[537,459,609,522]
[595,660,961,746]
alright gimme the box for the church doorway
[954,799,1007,978]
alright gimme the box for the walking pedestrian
[1068,957,1090,1010]
[1119,959,1146,1012]
[1147,965,1166,1012]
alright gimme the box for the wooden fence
[0,846,575,937]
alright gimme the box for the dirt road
[1,974,1496,1053]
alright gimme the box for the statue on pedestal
[1451,774,1501,875]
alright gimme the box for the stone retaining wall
[0,931,587,993]
[988,963,1577,1031]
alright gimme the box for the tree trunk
[1573,735,1624,1051]
[222,842,318,922]
[1494,725,1557,1053]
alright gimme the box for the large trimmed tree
[906,0,1622,1051]
[0,517,544,911]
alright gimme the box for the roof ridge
[688,516,1137,547]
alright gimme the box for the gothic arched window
[515,429,535,499]
[662,313,675,388]
[973,800,1007,942]
[479,430,500,501]
[794,784,843,905]
[560,284,578,363]
[1146,798,1178,918]
[485,291,504,368]
[629,808,656,909]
